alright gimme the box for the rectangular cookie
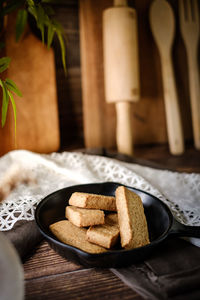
[105,213,118,225]
[66,206,105,227]
[49,220,107,254]
[69,192,116,211]
[86,213,119,249]
[115,186,150,249]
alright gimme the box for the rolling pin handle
[114,0,127,6]
[116,102,134,156]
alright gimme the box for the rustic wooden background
[52,0,195,151]
[1,0,197,154]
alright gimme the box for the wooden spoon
[149,0,184,155]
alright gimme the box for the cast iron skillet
[35,182,200,268]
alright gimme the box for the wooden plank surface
[24,241,142,300]
[24,242,83,280]
[132,144,200,173]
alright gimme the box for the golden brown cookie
[49,220,107,254]
[69,192,116,211]
[66,206,105,227]
[115,186,150,249]
[86,213,119,249]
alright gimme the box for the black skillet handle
[169,218,200,238]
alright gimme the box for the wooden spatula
[103,0,140,156]
[149,0,184,155]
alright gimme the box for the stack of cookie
[50,186,150,254]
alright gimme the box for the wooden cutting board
[0,14,60,156]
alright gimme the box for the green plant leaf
[26,0,67,73]
[5,79,22,97]
[27,6,37,19]
[47,23,54,48]
[16,9,28,42]
[26,0,35,7]
[8,91,17,143]
[57,32,67,75]
[0,57,11,73]
[36,5,47,43]
[52,19,63,32]
[0,79,9,127]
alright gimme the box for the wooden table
[23,144,200,300]
[24,241,142,300]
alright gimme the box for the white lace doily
[0,150,200,244]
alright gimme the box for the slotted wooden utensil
[179,0,200,150]
[149,0,184,155]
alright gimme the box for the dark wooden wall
[52,0,84,150]
[52,0,198,151]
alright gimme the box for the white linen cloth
[0,150,199,246]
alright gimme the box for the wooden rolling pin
[103,0,140,156]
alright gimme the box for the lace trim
[0,150,200,231]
